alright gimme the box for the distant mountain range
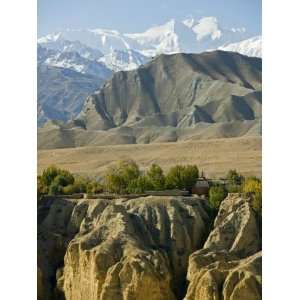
[39,17,261,59]
[37,16,261,126]
[218,36,262,58]
[37,64,106,126]
[38,50,262,149]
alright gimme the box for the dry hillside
[38,51,261,149]
[38,136,261,178]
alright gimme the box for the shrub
[208,185,228,210]
[165,165,199,190]
[243,177,262,214]
[146,164,165,190]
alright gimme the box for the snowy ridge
[218,36,262,57]
[38,16,261,75]
[98,49,149,72]
[37,46,112,79]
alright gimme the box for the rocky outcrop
[184,193,262,300]
[37,193,261,300]
[37,197,110,299]
[185,250,261,300]
[38,196,212,299]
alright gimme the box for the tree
[40,165,60,187]
[71,176,90,193]
[182,165,199,190]
[53,173,74,187]
[86,181,103,194]
[37,175,48,195]
[62,184,76,195]
[165,165,199,190]
[39,166,75,195]
[243,177,262,214]
[104,160,140,194]
[226,169,244,185]
[146,164,165,190]
[165,165,185,189]
[127,176,153,194]
[48,181,62,196]
[226,183,242,193]
[208,185,228,210]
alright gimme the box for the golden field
[38,136,261,178]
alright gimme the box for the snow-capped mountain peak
[98,49,149,72]
[37,45,112,79]
[38,32,63,43]
[38,16,261,75]
[38,37,104,61]
[218,35,262,57]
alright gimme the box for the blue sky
[38,0,261,37]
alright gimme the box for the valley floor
[38,136,261,178]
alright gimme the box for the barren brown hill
[38,51,261,149]
[38,136,261,178]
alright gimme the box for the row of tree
[37,166,103,196]
[38,161,200,196]
[104,160,199,194]
[38,162,261,214]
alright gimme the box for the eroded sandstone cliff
[184,193,262,300]
[37,193,261,300]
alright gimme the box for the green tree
[243,177,262,214]
[39,166,75,195]
[53,173,74,187]
[165,165,185,189]
[62,184,76,195]
[72,176,90,193]
[182,165,199,190]
[86,181,103,194]
[104,160,140,194]
[37,175,48,195]
[226,183,242,193]
[208,185,228,210]
[127,176,153,194]
[40,165,60,187]
[165,165,199,190]
[48,181,62,196]
[226,169,244,185]
[146,164,165,190]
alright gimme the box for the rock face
[37,193,261,300]
[184,193,262,300]
[38,196,213,299]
